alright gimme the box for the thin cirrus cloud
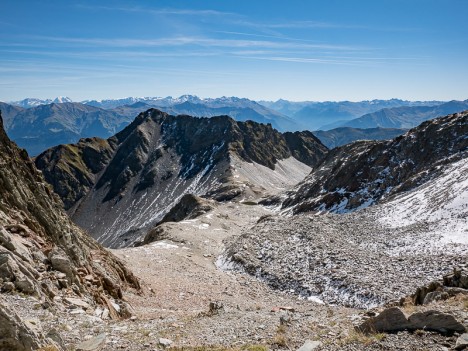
[242,55,426,67]
[19,35,364,51]
[76,4,238,17]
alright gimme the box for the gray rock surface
[455,333,468,350]
[357,307,466,335]
[297,339,322,351]
[0,300,62,350]
[408,310,466,334]
[357,307,411,334]
[76,333,107,351]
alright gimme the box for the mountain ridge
[35,109,327,248]
[263,110,468,214]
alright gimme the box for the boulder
[158,338,173,348]
[423,291,449,304]
[444,268,468,289]
[49,248,74,278]
[357,307,466,335]
[455,333,468,350]
[64,297,90,310]
[356,307,411,333]
[408,310,466,334]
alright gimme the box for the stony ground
[2,201,467,350]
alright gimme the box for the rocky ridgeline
[35,109,327,247]
[263,111,468,214]
[0,112,140,350]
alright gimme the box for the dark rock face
[283,130,328,167]
[0,111,140,311]
[266,111,468,214]
[36,109,327,248]
[157,194,214,226]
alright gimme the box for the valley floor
[5,201,466,350]
[1,203,468,351]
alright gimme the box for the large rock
[157,194,214,225]
[0,301,63,351]
[357,307,466,335]
[356,307,411,333]
[408,310,466,334]
[444,268,468,289]
[455,333,468,350]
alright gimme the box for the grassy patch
[339,330,386,346]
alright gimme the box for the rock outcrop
[357,307,466,335]
[0,111,140,348]
[35,109,327,247]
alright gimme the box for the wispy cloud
[76,4,237,17]
[241,55,427,67]
[24,35,364,51]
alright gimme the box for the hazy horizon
[4,94,463,105]
[1,0,467,102]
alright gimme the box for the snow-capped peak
[53,96,73,103]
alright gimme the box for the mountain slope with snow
[36,109,327,248]
[263,111,468,215]
[375,157,468,248]
[220,112,467,308]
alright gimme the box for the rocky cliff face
[264,111,468,214]
[0,112,140,350]
[35,109,327,248]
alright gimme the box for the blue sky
[1,0,467,101]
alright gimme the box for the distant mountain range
[2,96,468,155]
[339,100,468,129]
[2,97,300,155]
[313,127,407,149]
[1,102,132,156]
[259,98,444,130]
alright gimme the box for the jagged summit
[264,111,468,214]
[35,109,327,248]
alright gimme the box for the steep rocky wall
[0,111,140,317]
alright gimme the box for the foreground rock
[0,301,62,351]
[0,111,140,347]
[456,333,468,350]
[357,307,466,335]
